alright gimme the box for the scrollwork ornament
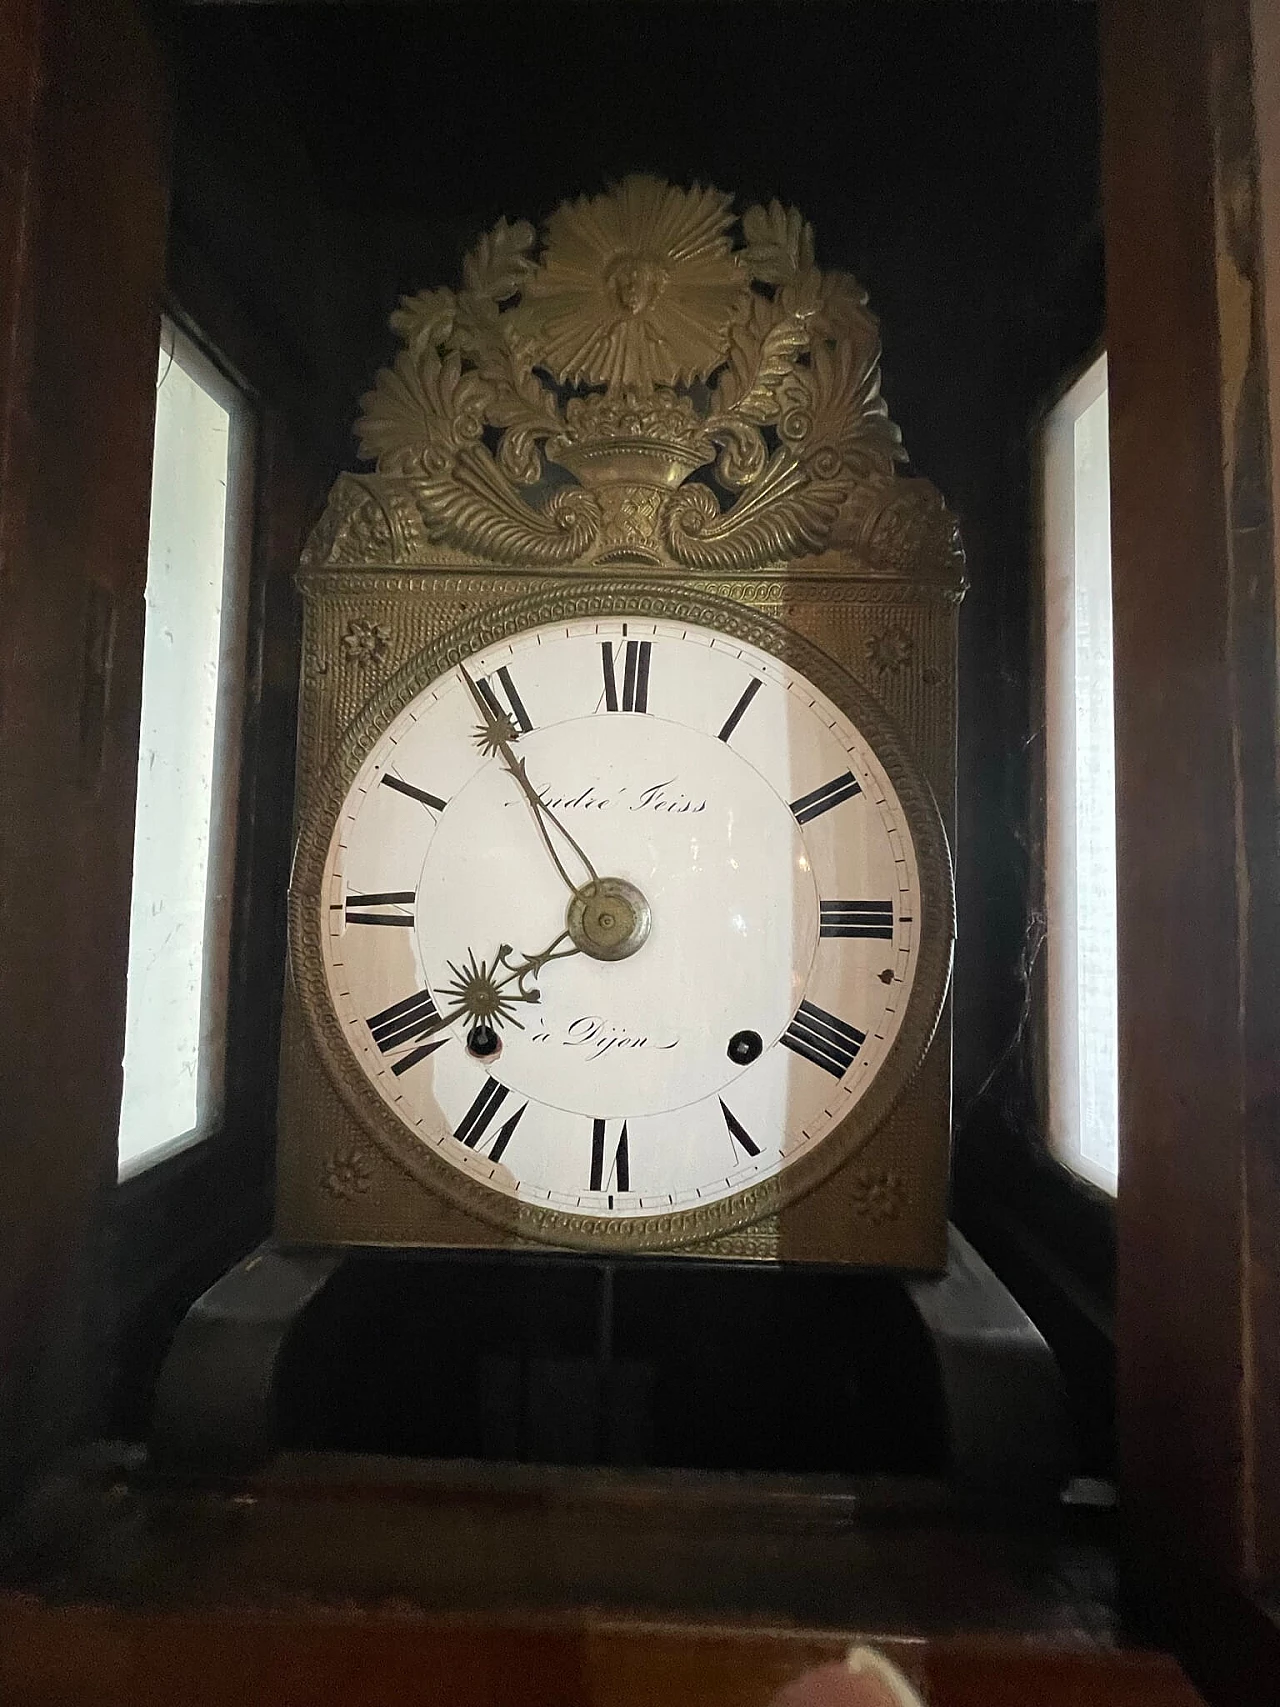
[303,477,399,569]
[832,475,966,583]
[302,177,962,583]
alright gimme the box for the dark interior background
[111,0,1109,1475]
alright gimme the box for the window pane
[1043,352,1119,1194]
[118,323,253,1179]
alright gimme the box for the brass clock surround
[277,176,966,1267]
[289,582,955,1253]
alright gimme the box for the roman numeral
[368,988,441,1051]
[380,774,447,812]
[719,1099,760,1159]
[790,771,862,825]
[455,1080,526,1162]
[819,900,894,939]
[390,1037,449,1076]
[590,1118,630,1193]
[476,665,533,734]
[367,989,449,1075]
[781,1000,866,1078]
[718,677,762,742]
[601,640,651,713]
[344,890,415,927]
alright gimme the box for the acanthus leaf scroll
[304,177,963,580]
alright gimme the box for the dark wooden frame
[0,0,169,1510]
[100,235,324,1438]
[1102,0,1280,1695]
[951,226,1117,1477]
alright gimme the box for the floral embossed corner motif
[866,625,915,676]
[341,618,392,667]
[849,1169,905,1224]
[322,1146,374,1199]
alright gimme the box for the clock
[276,179,965,1267]
[289,593,952,1251]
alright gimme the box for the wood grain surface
[0,0,167,1508]
[1102,0,1280,1594]
[0,1597,1208,1707]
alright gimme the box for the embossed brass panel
[278,178,965,1269]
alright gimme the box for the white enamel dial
[318,616,925,1219]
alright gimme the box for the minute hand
[459,664,600,897]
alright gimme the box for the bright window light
[1043,352,1118,1194]
[118,322,254,1180]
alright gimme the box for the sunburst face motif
[518,176,747,391]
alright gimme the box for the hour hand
[438,933,581,1057]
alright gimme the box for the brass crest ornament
[280,179,965,1270]
[309,176,963,580]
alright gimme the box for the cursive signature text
[537,778,706,814]
[530,1014,680,1060]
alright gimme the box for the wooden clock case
[11,2,1279,1694]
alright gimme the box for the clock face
[308,613,941,1229]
